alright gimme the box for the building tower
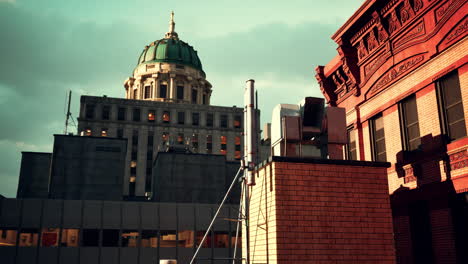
[124,12,212,105]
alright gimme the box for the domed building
[124,12,212,105]
[76,13,245,198]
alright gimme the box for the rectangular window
[40,228,59,247]
[160,230,177,248]
[235,136,241,160]
[196,231,211,248]
[133,89,138,99]
[102,229,120,247]
[132,130,139,146]
[148,135,154,146]
[192,89,198,104]
[117,128,124,138]
[177,111,185,125]
[148,110,155,122]
[61,229,79,247]
[221,114,228,128]
[178,230,194,248]
[220,135,227,155]
[437,70,467,141]
[162,132,169,143]
[206,135,213,154]
[144,86,151,99]
[0,229,17,246]
[162,111,170,123]
[81,229,100,247]
[203,94,207,105]
[214,231,229,248]
[141,230,158,248]
[192,134,199,152]
[19,229,39,247]
[84,128,92,136]
[147,150,153,160]
[177,133,184,145]
[102,106,110,120]
[118,107,126,120]
[206,113,214,127]
[101,128,108,137]
[231,231,241,248]
[234,115,242,128]
[85,104,95,119]
[133,108,141,122]
[346,128,357,160]
[370,115,386,162]
[400,95,421,151]
[192,112,200,126]
[177,85,184,100]
[129,182,135,197]
[122,230,139,247]
[160,84,168,98]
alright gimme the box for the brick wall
[245,158,395,264]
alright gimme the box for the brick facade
[245,158,395,264]
[316,1,468,263]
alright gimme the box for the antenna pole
[64,90,72,134]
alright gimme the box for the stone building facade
[77,13,246,198]
[316,0,468,263]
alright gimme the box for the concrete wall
[17,152,51,199]
[152,152,241,204]
[49,135,127,201]
[0,199,240,264]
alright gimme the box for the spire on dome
[165,11,179,39]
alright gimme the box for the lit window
[101,128,108,137]
[130,176,136,183]
[0,229,17,246]
[234,115,242,128]
[141,230,158,248]
[162,132,169,142]
[220,136,227,155]
[178,230,194,248]
[85,128,92,136]
[130,161,137,168]
[160,230,177,248]
[148,110,155,122]
[214,231,229,248]
[192,134,199,152]
[122,230,139,247]
[61,229,79,247]
[40,228,60,247]
[196,231,211,248]
[231,231,241,248]
[177,133,184,145]
[162,111,170,123]
[235,136,241,160]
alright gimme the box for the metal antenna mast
[64,90,72,134]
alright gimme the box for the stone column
[169,73,176,101]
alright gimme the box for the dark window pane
[196,231,211,248]
[177,85,184,100]
[347,128,357,160]
[192,113,199,126]
[133,108,141,122]
[118,107,126,120]
[178,112,185,125]
[85,104,95,119]
[102,230,119,247]
[206,113,214,127]
[192,89,198,104]
[439,71,466,141]
[160,84,167,98]
[401,95,420,151]
[148,135,154,146]
[102,106,110,120]
[117,129,124,138]
[221,115,228,128]
[82,229,99,247]
[144,86,151,99]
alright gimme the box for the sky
[0,0,364,197]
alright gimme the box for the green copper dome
[137,38,203,72]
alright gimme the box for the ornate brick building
[316,0,467,263]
